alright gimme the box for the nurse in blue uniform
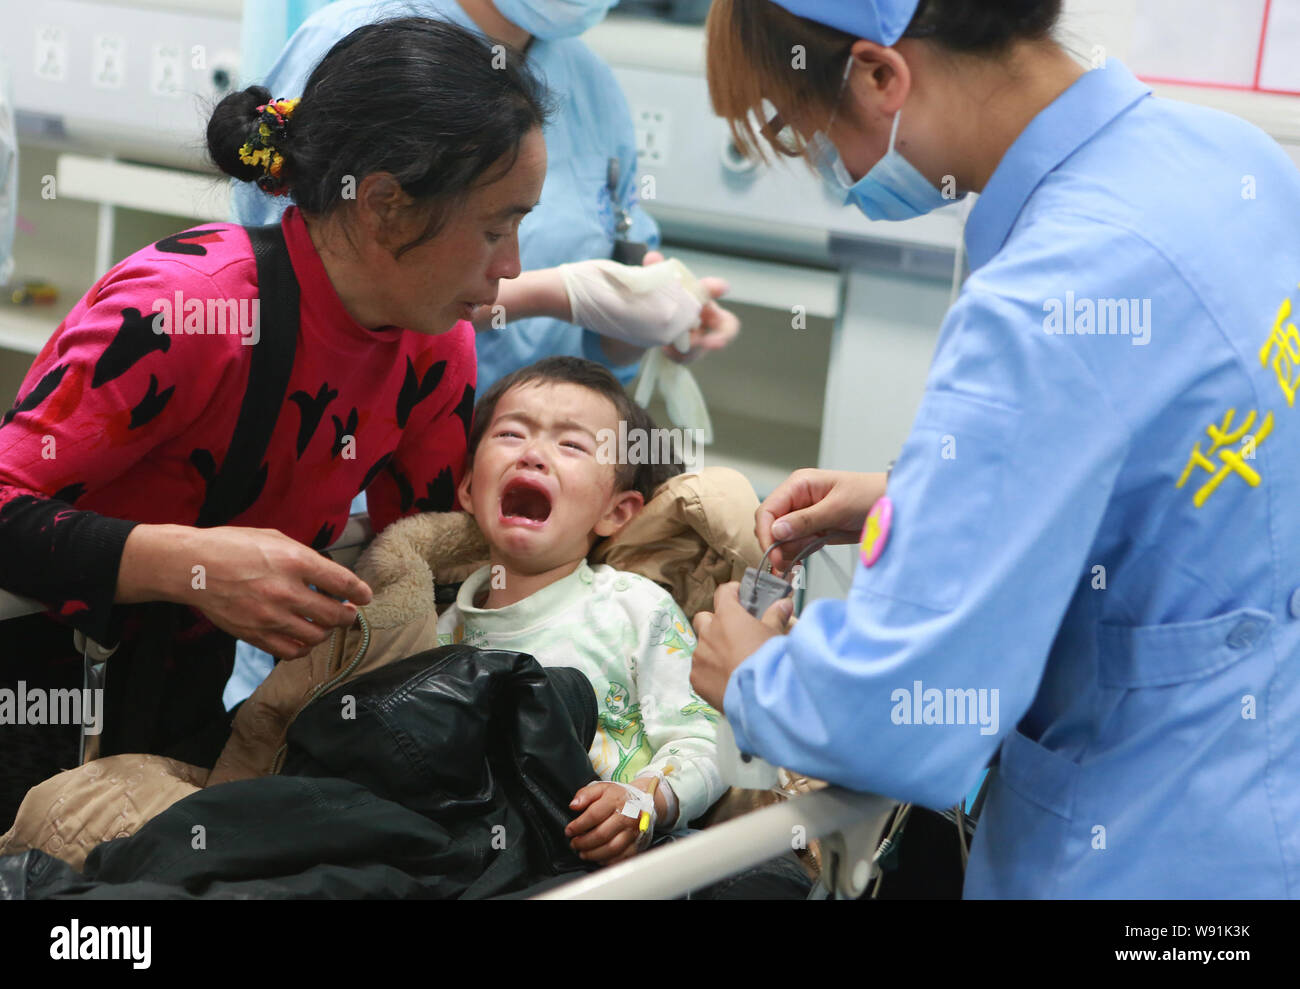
[691,0,1300,898]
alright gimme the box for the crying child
[437,356,724,863]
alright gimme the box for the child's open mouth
[499,477,553,528]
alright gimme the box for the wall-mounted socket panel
[2,1,241,168]
[633,106,672,168]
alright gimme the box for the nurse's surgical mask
[493,0,619,40]
[809,55,963,222]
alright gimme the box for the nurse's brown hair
[707,0,1063,164]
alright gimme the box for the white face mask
[492,0,619,40]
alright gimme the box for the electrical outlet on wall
[34,26,68,83]
[634,106,672,167]
[91,35,125,90]
[150,44,184,99]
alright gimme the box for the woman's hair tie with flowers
[237,97,300,195]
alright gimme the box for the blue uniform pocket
[998,725,1080,820]
[973,726,1079,897]
[565,154,622,255]
[1096,607,1274,688]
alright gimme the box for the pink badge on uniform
[859,496,893,568]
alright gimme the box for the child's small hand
[565,780,653,865]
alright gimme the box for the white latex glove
[560,257,711,349]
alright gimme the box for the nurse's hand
[757,469,888,574]
[119,523,373,660]
[559,256,707,349]
[691,583,793,711]
[641,250,741,365]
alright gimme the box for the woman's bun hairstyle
[202,18,551,256]
[208,85,276,185]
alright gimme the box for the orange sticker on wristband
[859,496,893,568]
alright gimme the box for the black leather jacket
[0,646,601,899]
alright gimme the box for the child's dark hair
[207,16,551,256]
[467,357,684,503]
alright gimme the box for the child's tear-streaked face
[459,381,642,574]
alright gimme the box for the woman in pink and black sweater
[0,18,624,822]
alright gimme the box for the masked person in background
[234,0,740,393]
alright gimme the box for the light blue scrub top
[726,61,1300,899]
[231,0,659,397]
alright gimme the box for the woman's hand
[118,523,373,660]
[756,469,889,574]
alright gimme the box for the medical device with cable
[715,535,829,789]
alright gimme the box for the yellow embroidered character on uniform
[1259,295,1300,408]
[1177,408,1275,508]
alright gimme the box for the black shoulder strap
[195,223,299,528]
[100,225,297,757]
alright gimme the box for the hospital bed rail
[535,786,898,900]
